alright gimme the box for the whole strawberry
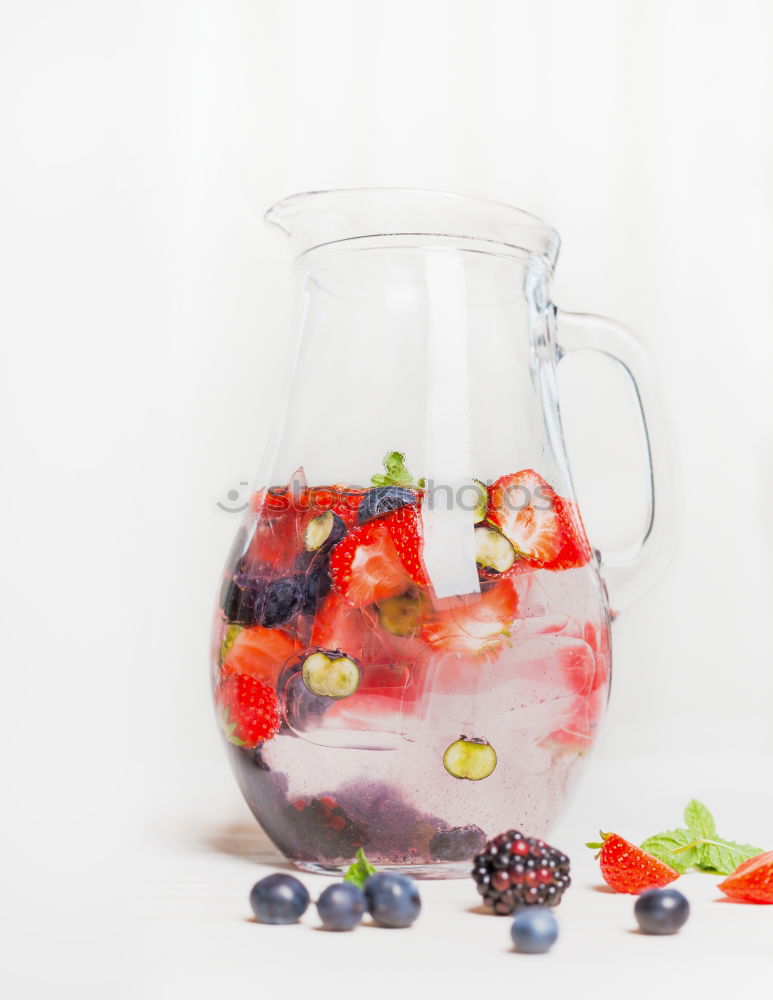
[587,832,680,894]
[717,851,773,904]
[216,673,280,747]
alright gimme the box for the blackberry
[258,576,305,627]
[471,831,571,914]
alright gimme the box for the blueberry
[316,882,367,931]
[249,873,310,924]
[634,888,690,935]
[257,576,305,627]
[301,558,331,615]
[221,576,266,626]
[510,907,559,953]
[357,487,417,524]
[363,872,421,928]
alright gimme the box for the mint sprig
[343,848,376,888]
[640,828,700,873]
[641,800,763,876]
[371,451,424,489]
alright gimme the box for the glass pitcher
[211,189,670,877]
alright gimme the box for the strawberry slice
[421,576,519,654]
[488,470,563,565]
[560,622,611,695]
[717,851,773,903]
[548,687,606,749]
[381,504,428,585]
[542,495,593,571]
[245,505,306,571]
[255,484,367,528]
[329,520,410,607]
[590,832,680,894]
[304,485,367,529]
[311,592,393,667]
[221,625,301,687]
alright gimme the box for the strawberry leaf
[220,707,245,746]
[343,848,377,888]
[696,839,763,875]
[640,829,699,873]
[683,799,716,839]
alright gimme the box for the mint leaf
[639,800,765,877]
[640,829,700,873]
[684,799,716,839]
[696,839,763,876]
[371,451,419,488]
[343,848,376,888]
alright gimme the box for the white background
[1,1,772,996]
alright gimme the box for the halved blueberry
[304,511,347,552]
[301,651,361,699]
[443,736,497,781]
[376,590,428,636]
[475,525,516,574]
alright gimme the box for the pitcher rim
[264,187,561,266]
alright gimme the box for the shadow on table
[201,821,296,870]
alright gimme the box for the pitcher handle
[554,309,674,614]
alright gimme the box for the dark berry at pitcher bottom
[472,831,571,914]
[429,825,487,863]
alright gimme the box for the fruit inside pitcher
[212,453,610,876]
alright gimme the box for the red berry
[421,576,519,654]
[329,519,410,607]
[487,470,563,564]
[310,592,392,667]
[216,673,280,747]
[717,851,773,904]
[381,505,428,585]
[594,833,680,894]
[488,471,592,570]
[542,495,593,571]
[492,871,510,892]
[221,625,300,686]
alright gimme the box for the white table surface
[126,750,772,999]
